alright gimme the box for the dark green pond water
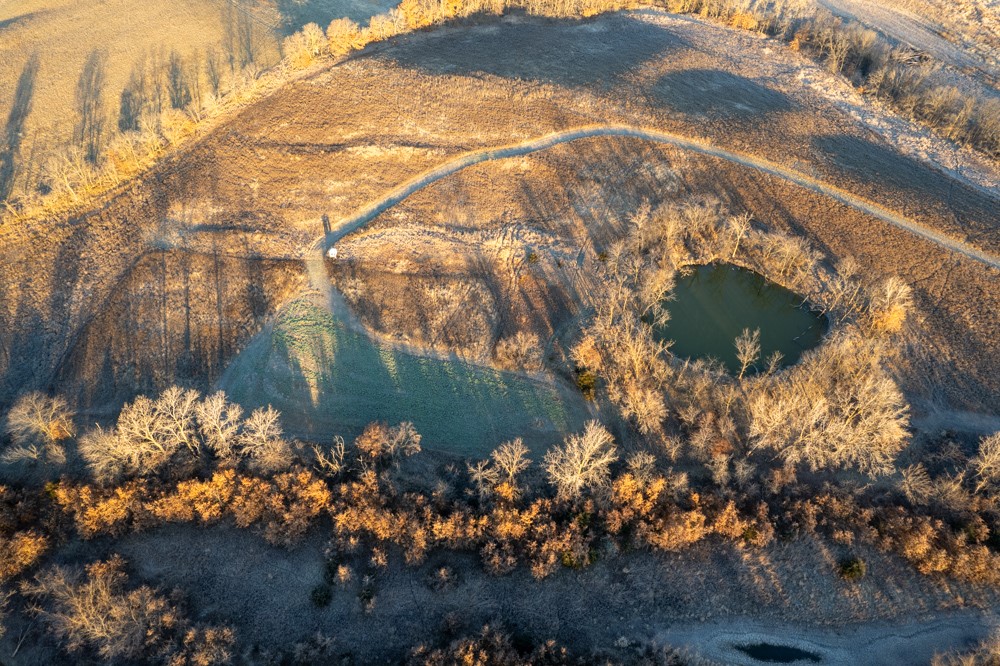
[655,263,827,374]
[735,642,822,663]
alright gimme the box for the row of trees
[7,0,993,223]
[79,388,294,481]
[2,7,279,220]
[3,386,622,504]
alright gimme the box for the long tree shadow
[812,134,1000,247]
[651,69,796,119]
[380,13,689,90]
[75,49,107,165]
[0,53,39,202]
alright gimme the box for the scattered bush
[838,556,866,581]
[23,555,235,663]
[311,584,333,607]
[495,332,543,372]
[408,624,572,665]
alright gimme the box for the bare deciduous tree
[470,438,532,499]
[727,212,752,259]
[23,556,234,662]
[2,392,74,465]
[735,327,761,379]
[194,391,243,464]
[748,338,910,477]
[544,421,618,500]
[240,406,293,473]
[866,276,913,335]
[156,386,200,455]
[971,432,1000,495]
[313,436,346,477]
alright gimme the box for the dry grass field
[0,0,276,194]
[1,4,1000,664]
[5,11,997,414]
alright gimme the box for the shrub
[575,369,597,400]
[838,556,866,581]
[311,584,333,607]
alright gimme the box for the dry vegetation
[1,0,999,661]
[4,0,999,228]
[1,378,999,659]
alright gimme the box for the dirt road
[317,124,1000,272]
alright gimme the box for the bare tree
[240,406,293,473]
[155,386,200,455]
[78,387,201,482]
[626,451,657,483]
[77,426,128,483]
[748,339,910,477]
[194,391,243,464]
[470,438,532,499]
[2,392,75,465]
[727,212,752,259]
[971,432,1000,495]
[735,327,761,379]
[866,276,913,335]
[313,436,346,477]
[544,421,618,500]
[385,421,422,460]
[23,556,234,662]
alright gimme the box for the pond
[735,642,823,663]
[655,263,827,374]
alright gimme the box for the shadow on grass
[0,53,39,202]
[220,298,590,457]
[651,68,796,119]
[812,134,1000,243]
[381,13,690,90]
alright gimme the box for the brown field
[3,11,998,414]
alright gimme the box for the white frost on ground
[817,0,995,75]
[638,12,1000,200]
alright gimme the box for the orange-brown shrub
[53,482,143,538]
[0,530,48,581]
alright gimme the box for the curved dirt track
[317,124,1000,271]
